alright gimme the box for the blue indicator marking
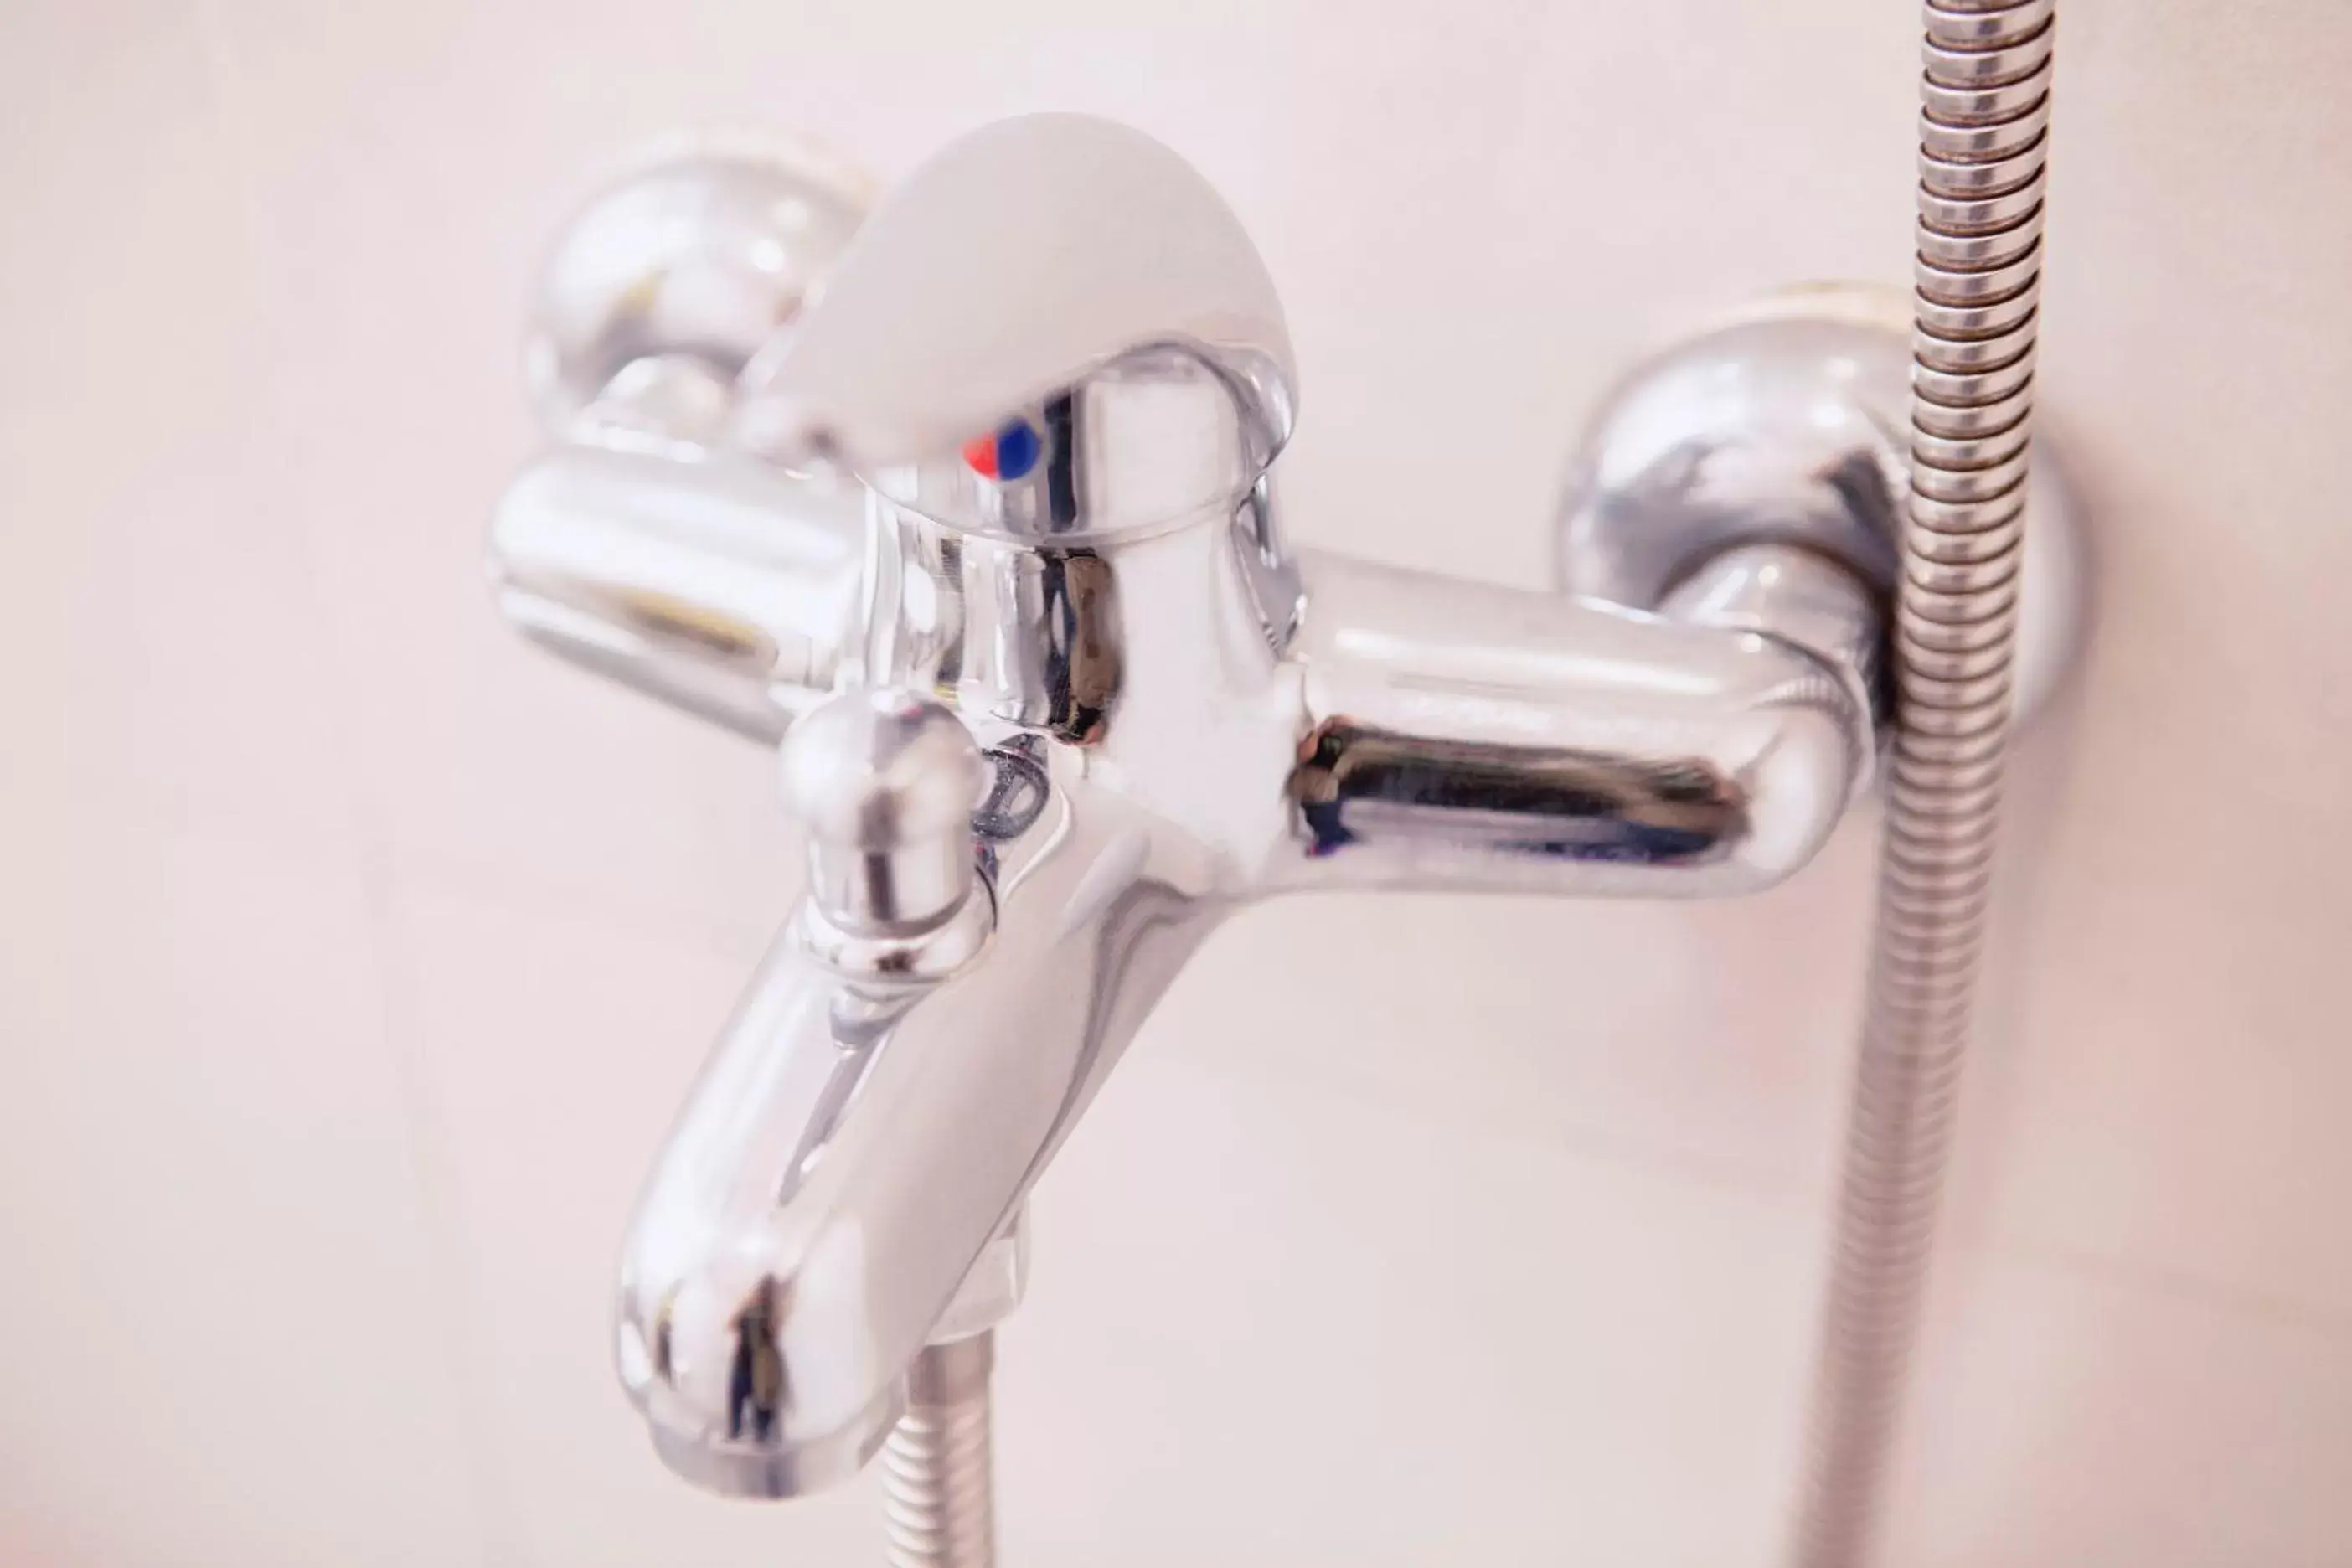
[994,420,1041,481]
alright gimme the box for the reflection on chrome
[1287,719,1745,867]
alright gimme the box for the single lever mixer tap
[492,77,2080,1566]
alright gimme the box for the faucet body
[602,488,1876,1494]
[492,115,1963,1500]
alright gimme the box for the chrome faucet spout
[612,493,1885,1499]
[617,730,1220,1498]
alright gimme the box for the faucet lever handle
[732,114,1297,475]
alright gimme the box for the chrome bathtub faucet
[488,111,2080,1555]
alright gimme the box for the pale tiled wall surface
[3,1,2348,1564]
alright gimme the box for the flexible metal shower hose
[884,1333,998,1568]
[1789,3,2054,1564]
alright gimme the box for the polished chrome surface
[1557,290,1906,610]
[1662,544,1886,747]
[1555,285,2081,727]
[1282,548,1870,895]
[493,140,874,741]
[490,447,864,741]
[1790,6,2059,1565]
[731,114,1297,542]
[884,1333,997,1568]
[616,730,1218,1495]
[780,688,989,939]
[484,113,2076,1515]
[526,136,870,452]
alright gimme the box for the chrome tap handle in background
[489,141,876,740]
[525,134,872,452]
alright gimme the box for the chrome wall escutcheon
[1553,286,2084,728]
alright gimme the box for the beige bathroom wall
[3,1,2348,1563]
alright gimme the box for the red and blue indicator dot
[961,417,1044,482]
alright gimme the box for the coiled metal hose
[884,1333,998,1568]
[1789,3,2054,1565]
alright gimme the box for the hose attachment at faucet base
[884,1333,999,1568]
